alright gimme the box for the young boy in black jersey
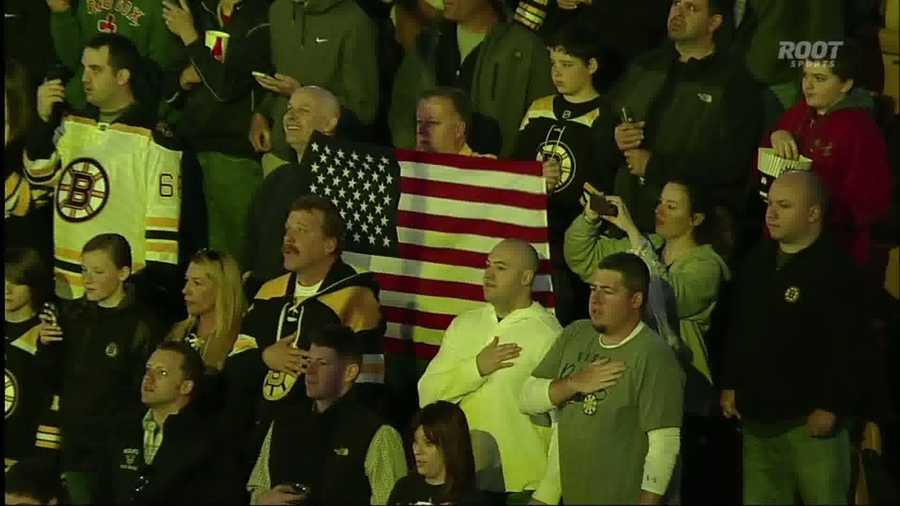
[514,21,619,325]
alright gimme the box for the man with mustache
[609,0,761,232]
[224,194,386,478]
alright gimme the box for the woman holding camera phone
[564,180,732,410]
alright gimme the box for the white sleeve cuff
[641,427,680,495]
[518,377,554,415]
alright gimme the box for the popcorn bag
[757,147,813,178]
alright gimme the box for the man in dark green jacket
[389,0,554,157]
[248,0,379,164]
[611,0,762,232]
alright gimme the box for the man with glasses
[103,341,241,504]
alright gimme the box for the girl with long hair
[389,401,484,505]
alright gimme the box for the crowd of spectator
[4,0,898,504]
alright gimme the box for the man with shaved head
[721,170,874,503]
[418,239,561,501]
[244,86,343,292]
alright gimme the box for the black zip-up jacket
[35,285,164,472]
[102,404,242,505]
[720,233,877,424]
[165,0,271,156]
[269,392,382,505]
[609,43,763,231]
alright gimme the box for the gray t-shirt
[532,320,685,504]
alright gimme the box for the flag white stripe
[397,227,552,258]
[342,251,553,291]
[399,193,547,228]
[385,322,445,346]
[401,161,546,194]
[380,290,483,317]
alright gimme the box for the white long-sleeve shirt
[418,301,561,492]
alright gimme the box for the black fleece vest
[269,396,383,504]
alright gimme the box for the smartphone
[251,71,273,80]
[590,194,619,217]
[45,63,72,85]
[289,483,310,501]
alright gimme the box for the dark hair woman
[388,401,485,505]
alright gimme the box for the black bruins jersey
[5,317,60,468]
[515,94,618,246]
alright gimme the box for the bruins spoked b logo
[5,369,18,418]
[263,370,297,401]
[537,128,576,193]
[56,157,110,222]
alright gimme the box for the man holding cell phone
[608,0,762,232]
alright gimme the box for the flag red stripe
[377,273,485,301]
[384,337,440,359]
[396,243,553,273]
[382,306,455,330]
[397,211,549,244]
[378,272,554,303]
[400,177,546,210]
[396,149,543,176]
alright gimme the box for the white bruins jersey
[24,116,181,299]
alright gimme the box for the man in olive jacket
[389,0,554,157]
[610,0,762,231]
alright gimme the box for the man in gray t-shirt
[523,252,684,504]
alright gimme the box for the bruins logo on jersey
[263,370,298,401]
[5,369,18,419]
[536,127,576,193]
[56,157,110,222]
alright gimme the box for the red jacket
[763,92,892,264]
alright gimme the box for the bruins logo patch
[784,286,801,303]
[55,157,110,223]
[581,389,608,416]
[5,369,18,418]
[536,127,576,194]
[263,370,297,401]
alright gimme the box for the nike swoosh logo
[315,37,328,43]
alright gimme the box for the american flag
[301,133,555,360]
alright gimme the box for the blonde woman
[168,249,247,371]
